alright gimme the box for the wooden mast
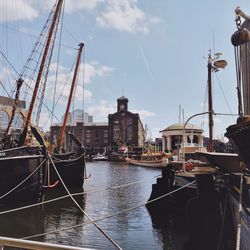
[207,51,213,152]
[20,0,63,145]
[56,43,84,151]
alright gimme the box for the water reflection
[0,161,188,249]
[0,205,44,240]
[43,188,86,247]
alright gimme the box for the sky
[0,0,249,141]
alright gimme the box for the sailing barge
[0,0,86,204]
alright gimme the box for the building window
[128,131,133,140]
[128,118,133,124]
[114,125,119,131]
[0,110,9,129]
[114,132,120,139]
[13,112,24,129]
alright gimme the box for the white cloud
[49,63,68,73]
[0,67,12,80]
[44,61,112,103]
[87,100,116,121]
[64,0,104,13]
[96,0,160,33]
[84,62,114,84]
[0,0,38,22]
[131,109,156,118]
[26,0,103,13]
[1,0,103,23]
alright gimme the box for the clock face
[120,104,125,110]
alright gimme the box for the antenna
[179,105,181,123]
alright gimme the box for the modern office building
[61,109,93,125]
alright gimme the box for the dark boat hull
[0,146,45,204]
[47,153,85,188]
[225,118,250,169]
[225,116,250,250]
[226,173,250,250]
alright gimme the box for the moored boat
[46,42,86,189]
[47,133,86,188]
[93,153,108,161]
[0,0,63,204]
[126,152,170,168]
[224,7,250,250]
[0,145,46,204]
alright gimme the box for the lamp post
[182,111,211,170]
[207,50,227,152]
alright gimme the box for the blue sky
[0,0,249,140]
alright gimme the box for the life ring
[185,162,193,171]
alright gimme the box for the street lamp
[182,111,211,171]
[207,50,227,152]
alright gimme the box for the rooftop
[161,123,203,132]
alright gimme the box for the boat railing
[0,236,92,250]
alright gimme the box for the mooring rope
[47,154,123,250]
[0,174,161,216]
[0,157,47,201]
[22,180,195,240]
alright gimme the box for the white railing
[0,236,91,250]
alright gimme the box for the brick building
[108,96,144,150]
[50,122,108,154]
[50,96,144,154]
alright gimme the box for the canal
[0,161,187,250]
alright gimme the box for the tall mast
[20,0,63,144]
[56,43,85,151]
[207,51,214,152]
[206,50,227,152]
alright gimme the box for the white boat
[93,153,108,161]
[126,153,170,168]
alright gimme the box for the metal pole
[182,111,211,170]
[0,236,89,250]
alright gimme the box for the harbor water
[0,161,187,250]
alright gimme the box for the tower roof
[161,123,203,132]
[117,95,128,101]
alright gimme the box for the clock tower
[117,96,128,112]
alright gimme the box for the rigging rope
[0,23,77,51]
[51,1,65,127]
[0,174,162,216]
[214,73,236,123]
[22,180,196,240]
[0,156,47,200]
[47,154,123,250]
